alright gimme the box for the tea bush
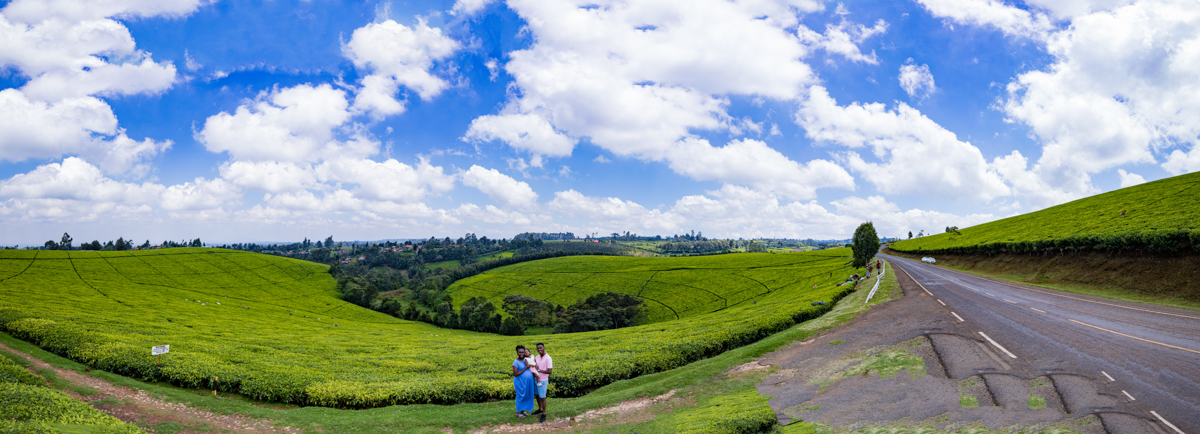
[890,171,1200,255]
[0,248,861,408]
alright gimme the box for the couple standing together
[511,343,552,422]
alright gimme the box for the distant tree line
[660,239,736,254]
[37,232,201,251]
[513,232,575,241]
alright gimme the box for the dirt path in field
[468,389,683,433]
[0,342,299,434]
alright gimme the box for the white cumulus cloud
[0,15,176,102]
[797,19,889,64]
[0,157,162,202]
[314,157,454,203]
[796,86,1010,202]
[999,0,1200,197]
[898,60,936,100]
[460,165,539,208]
[1116,169,1146,188]
[343,19,460,119]
[196,84,366,162]
[464,113,575,158]
[0,89,170,175]
[668,138,854,200]
[450,0,496,16]
[549,189,681,233]
[469,0,825,163]
[916,0,1055,40]
[1,0,207,24]
[218,161,316,194]
[159,177,240,211]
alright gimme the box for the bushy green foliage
[660,239,737,254]
[0,248,860,408]
[0,420,55,434]
[552,292,644,333]
[0,383,130,427]
[501,294,550,327]
[890,172,1200,255]
[0,354,41,386]
[675,388,777,434]
[0,421,144,434]
[851,222,879,267]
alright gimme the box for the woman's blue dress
[512,359,536,412]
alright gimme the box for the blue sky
[1,0,1197,245]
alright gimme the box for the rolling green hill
[0,248,862,408]
[890,171,1200,255]
[449,253,856,324]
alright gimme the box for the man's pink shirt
[534,354,552,382]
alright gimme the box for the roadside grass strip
[811,337,929,392]
[1027,393,1047,410]
[0,248,863,408]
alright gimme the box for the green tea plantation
[0,248,861,408]
[890,171,1200,255]
[449,253,856,323]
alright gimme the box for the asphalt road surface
[881,253,1200,433]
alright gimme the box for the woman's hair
[515,345,526,351]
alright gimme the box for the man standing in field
[532,342,553,422]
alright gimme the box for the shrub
[0,248,862,408]
[0,356,41,386]
[675,388,777,434]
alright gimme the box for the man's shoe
[532,410,543,415]
[539,414,546,423]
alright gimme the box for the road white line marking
[951,312,965,322]
[1031,307,1047,313]
[894,263,934,296]
[906,258,1200,321]
[1150,411,1185,434]
[984,292,995,297]
[1122,390,1135,401]
[1068,319,1200,355]
[1004,298,1016,304]
[978,332,1017,359]
[1102,371,1115,382]
[937,299,946,306]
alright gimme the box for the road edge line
[1150,410,1185,434]
[978,331,1017,359]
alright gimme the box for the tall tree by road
[851,222,879,268]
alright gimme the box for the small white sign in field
[151,345,170,356]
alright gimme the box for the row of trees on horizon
[36,233,203,251]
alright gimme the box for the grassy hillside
[449,253,857,324]
[0,248,861,408]
[890,171,1200,254]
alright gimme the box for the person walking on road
[511,345,536,418]
[532,343,553,422]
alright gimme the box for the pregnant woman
[511,345,536,418]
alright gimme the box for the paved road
[881,253,1200,433]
